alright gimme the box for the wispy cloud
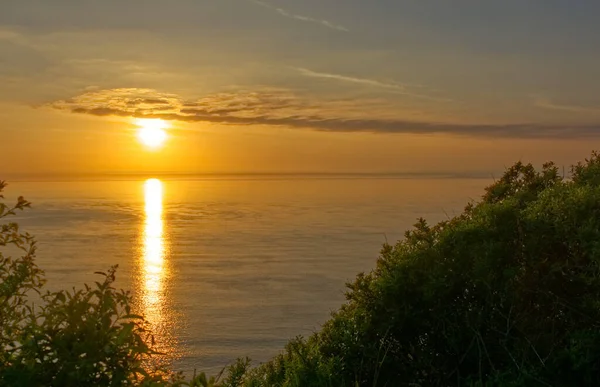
[533,95,600,114]
[46,88,600,139]
[0,28,32,47]
[295,67,451,101]
[250,0,349,32]
[0,29,21,42]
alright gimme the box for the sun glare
[136,119,169,149]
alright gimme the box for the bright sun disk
[136,119,169,148]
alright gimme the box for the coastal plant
[240,152,600,386]
[0,181,42,376]
[305,154,600,385]
[0,181,180,386]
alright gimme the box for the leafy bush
[303,153,600,386]
[0,181,184,386]
[242,152,600,386]
[4,152,600,386]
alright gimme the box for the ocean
[6,176,489,374]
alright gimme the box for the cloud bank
[47,88,600,138]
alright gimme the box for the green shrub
[0,181,186,386]
[306,155,600,386]
[242,153,600,386]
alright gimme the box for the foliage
[4,152,600,386]
[302,155,600,386]
[242,337,342,387]
[1,182,42,377]
[0,181,183,386]
[240,153,600,386]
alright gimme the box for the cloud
[46,88,600,138]
[534,95,600,114]
[294,67,451,101]
[0,28,22,42]
[250,0,348,32]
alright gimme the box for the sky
[1,0,600,176]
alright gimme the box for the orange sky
[2,1,600,176]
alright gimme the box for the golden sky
[2,1,600,176]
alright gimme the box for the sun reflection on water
[144,179,164,306]
[140,178,176,363]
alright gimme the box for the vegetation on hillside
[3,152,600,386]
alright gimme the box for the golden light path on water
[140,178,176,364]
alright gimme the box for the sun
[135,119,169,149]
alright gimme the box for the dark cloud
[48,88,600,138]
[126,98,173,106]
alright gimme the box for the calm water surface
[8,177,489,374]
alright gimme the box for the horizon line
[2,171,499,183]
